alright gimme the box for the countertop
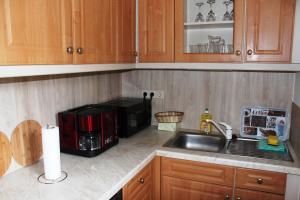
[1,127,300,200]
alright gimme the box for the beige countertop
[1,127,300,200]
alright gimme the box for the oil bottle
[200,108,212,134]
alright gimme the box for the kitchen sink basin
[163,131,226,153]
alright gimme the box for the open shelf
[184,21,234,29]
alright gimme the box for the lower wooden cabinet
[124,157,287,200]
[123,157,160,200]
[235,189,284,200]
[162,176,233,200]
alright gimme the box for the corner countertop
[1,127,300,200]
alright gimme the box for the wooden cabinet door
[246,0,295,62]
[73,0,118,64]
[116,0,136,63]
[123,157,160,200]
[139,0,174,62]
[162,176,233,200]
[174,0,244,63]
[235,189,284,200]
[0,0,73,65]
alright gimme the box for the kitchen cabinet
[162,176,233,200]
[138,0,174,62]
[245,0,295,63]
[161,157,287,200]
[174,0,244,63]
[0,0,73,65]
[123,157,160,200]
[235,168,286,195]
[139,0,295,63]
[73,0,118,64]
[116,0,136,63]
[161,157,234,200]
[234,189,284,200]
[0,0,135,65]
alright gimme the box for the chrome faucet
[206,119,232,140]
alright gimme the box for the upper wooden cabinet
[246,0,295,63]
[73,0,118,64]
[174,0,244,63]
[0,0,135,65]
[116,0,136,63]
[139,0,174,62]
[139,0,295,63]
[0,0,73,65]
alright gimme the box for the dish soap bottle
[200,108,212,134]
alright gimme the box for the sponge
[268,135,279,146]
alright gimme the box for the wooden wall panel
[122,70,294,132]
[0,72,122,175]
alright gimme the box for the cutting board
[11,120,43,166]
[0,132,11,176]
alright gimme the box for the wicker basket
[155,111,184,123]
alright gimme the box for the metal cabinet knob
[224,194,230,200]
[237,197,241,200]
[247,49,253,55]
[66,47,74,54]
[139,178,144,184]
[235,50,241,56]
[77,47,83,54]
[256,178,264,184]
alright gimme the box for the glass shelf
[184,21,234,29]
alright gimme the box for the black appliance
[58,105,118,157]
[100,97,152,138]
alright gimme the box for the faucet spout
[206,119,232,140]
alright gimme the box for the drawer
[235,188,284,200]
[235,168,286,195]
[161,157,234,186]
[162,176,233,200]
[123,162,153,200]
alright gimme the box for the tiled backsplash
[122,70,295,132]
[0,72,122,175]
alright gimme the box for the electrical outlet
[142,90,164,99]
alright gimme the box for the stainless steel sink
[163,131,226,153]
[163,131,293,162]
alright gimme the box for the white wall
[292,0,300,63]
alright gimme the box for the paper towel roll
[42,125,61,180]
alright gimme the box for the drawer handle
[256,178,264,184]
[224,194,230,200]
[139,178,145,184]
[236,197,241,200]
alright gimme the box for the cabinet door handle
[224,194,230,200]
[139,178,144,184]
[256,178,264,184]
[247,49,253,55]
[66,47,74,54]
[236,197,241,200]
[77,47,83,54]
[235,50,241,56]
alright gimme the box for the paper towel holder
[38,171,68,184]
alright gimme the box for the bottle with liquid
[200,108,212,134]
